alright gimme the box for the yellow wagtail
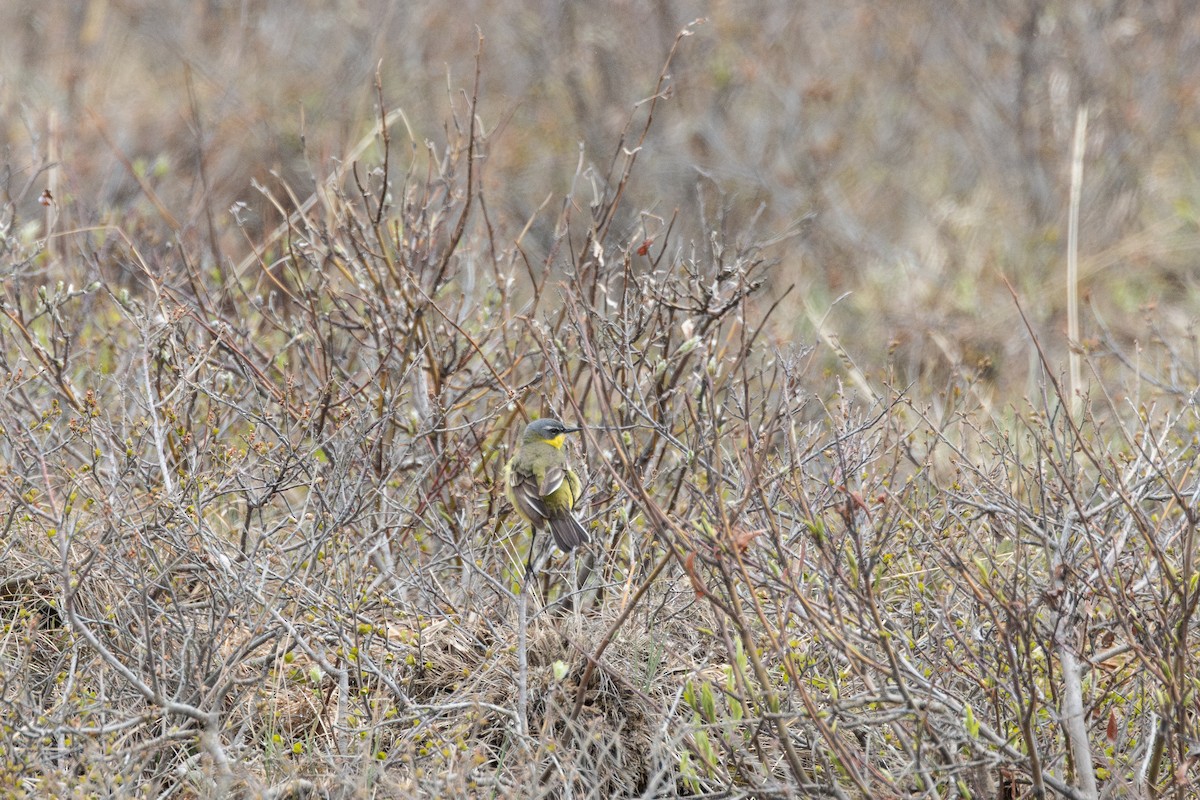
[504,418,589,551]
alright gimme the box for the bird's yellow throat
[540,434,567,449]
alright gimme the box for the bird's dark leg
[516,526,535,738]
[524,527,537,583]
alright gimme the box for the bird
[504,418,589,552]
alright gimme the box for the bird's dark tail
[549,513,589,551]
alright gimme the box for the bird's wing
[508,464,549,523]
[538,465,565,498]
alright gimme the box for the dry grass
[3,3,1200,799]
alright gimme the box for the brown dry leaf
[684,551,708,599]
[731,527,762,554]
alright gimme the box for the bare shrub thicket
[2,36,1199,800]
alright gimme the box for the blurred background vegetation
[5,0,1200,399]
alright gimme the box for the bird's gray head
[522,418,581,445]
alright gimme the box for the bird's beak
[562,425,582,434]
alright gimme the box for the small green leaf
[964,703,979,739]
[700,682,716,722]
